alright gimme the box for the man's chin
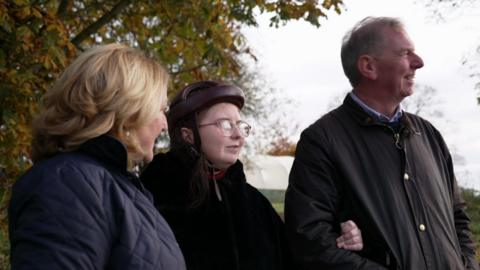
[402,88,414,97]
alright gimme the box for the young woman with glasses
[140,81,362,270]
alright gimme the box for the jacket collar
[78,135,129,171]
[342,94,421,135]
[349,91,403,123]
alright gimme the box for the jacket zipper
[213,174,240,270]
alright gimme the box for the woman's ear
[357,55,378,80]
[119,122,133,140]
[181,127,194,144]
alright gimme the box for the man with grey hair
[285,16,479,269]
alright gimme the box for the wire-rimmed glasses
[198,118,252,137]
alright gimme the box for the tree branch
[57,0,70,18]
[71,0,132,48]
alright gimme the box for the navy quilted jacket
[9,135,186,270]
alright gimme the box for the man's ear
[357,55,378,80]
[181,127,194,144]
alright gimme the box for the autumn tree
[266,136,297,156]
[0,0,344,265]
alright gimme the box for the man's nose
[411,52,424,69]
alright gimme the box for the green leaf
[49,46,67,67]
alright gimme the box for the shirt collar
[349,91,403,123]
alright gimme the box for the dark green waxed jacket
[285,94,479,270]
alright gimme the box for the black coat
[285,94,479,270]
[141,150,293,270]
[9,135,186,270]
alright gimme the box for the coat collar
[342,94,421,135]
[78,135,129,171]
[166,149,246,185]
[349,91,403,123]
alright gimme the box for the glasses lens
[237,121,251,137]
[218,119,233,135]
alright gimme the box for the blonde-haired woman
[9,44,186,270]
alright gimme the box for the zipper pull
[394,133,402,149]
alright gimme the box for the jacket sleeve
[431,125,480,270]
[9,164,111,270]
[284,128,387,270]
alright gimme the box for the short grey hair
[341,16,405,87]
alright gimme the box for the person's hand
[336,220,363,251]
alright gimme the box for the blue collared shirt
[350,91,403,123]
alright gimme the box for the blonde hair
[31,43,169,166]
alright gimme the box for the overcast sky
[243,0,480,190]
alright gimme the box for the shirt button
[419,224,426,231]
[404,173,410,181]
